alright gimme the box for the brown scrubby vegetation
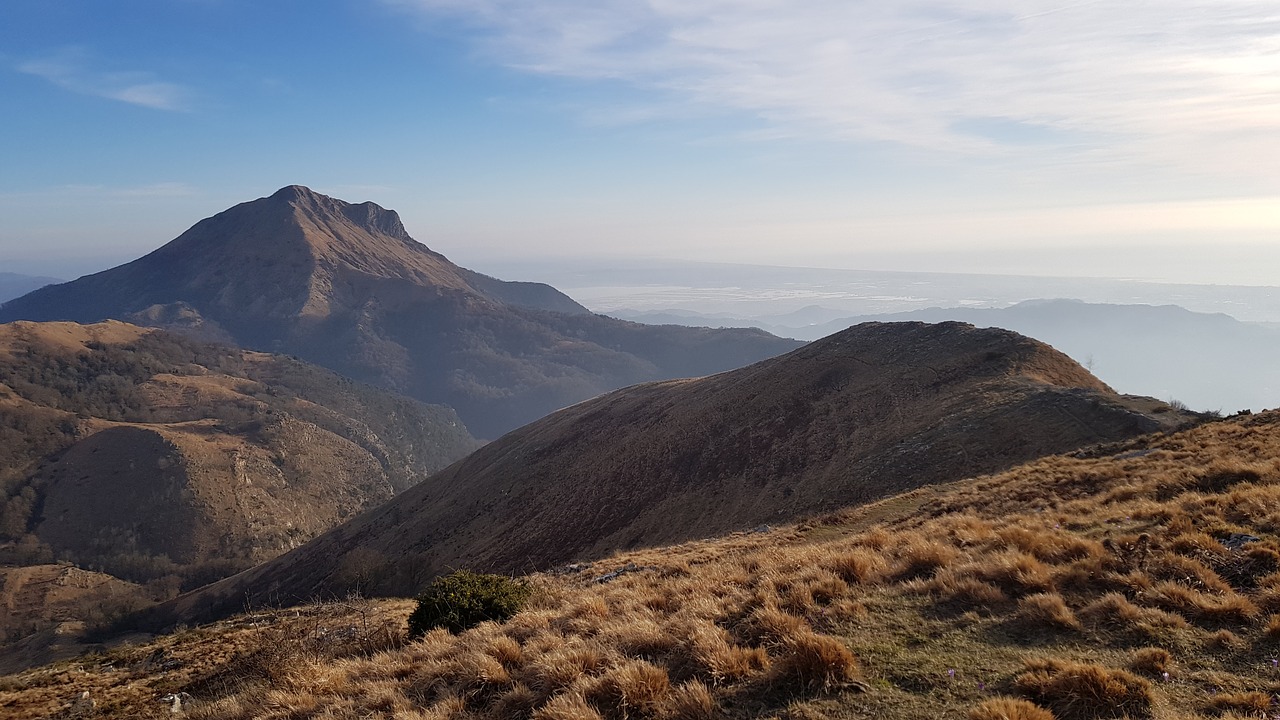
[166,319,1201,623]
[6,409,1280,718]
[0,320,478,672]
[0,322,476,575]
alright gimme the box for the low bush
[408,570,532,637]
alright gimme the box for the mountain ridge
[144,320,1195,628]
[0,187,800,437]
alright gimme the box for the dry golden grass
[1127,647,1173,678]
[8,410,1280,719]
[657,680,721,720]
[1206,690,1272,715]
[1147,583,1259,625]
[969,697,1057,720]
[890,538,961,581]
[820,548,887,585]
[534,691,603,720]
[1014,658,1154,720]
[1076,593,1190,636]
[767,630,862,692]
[1016,593,1082,632]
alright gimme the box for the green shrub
[407,570,531,637]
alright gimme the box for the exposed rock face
[154,321,1195,624]
[0,186,801,437]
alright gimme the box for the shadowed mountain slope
[153,321,1196,625]
[0,186,801,437]
[0,320,477,589]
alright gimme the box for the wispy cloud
[19,48,193,111]
[384,1,1280,174]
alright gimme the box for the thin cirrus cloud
[384,0,1280,176]
[18,48,192,112]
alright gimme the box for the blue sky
[2,0,1278,283]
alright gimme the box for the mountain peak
[262,185,410,240]
[3,188,805,437]
[269,184,320,201]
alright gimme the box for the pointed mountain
[0,187,801,437]
[147,321,1197,626]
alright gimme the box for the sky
[2,0,1279,284]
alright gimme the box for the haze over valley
[4,2,1280,718]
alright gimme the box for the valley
[0,320,477,671]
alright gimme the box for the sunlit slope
[153,321,1193,626]
[0,320,476,588]
[6,408,1278,719]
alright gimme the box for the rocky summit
[0,186,801,438]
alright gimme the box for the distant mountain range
[613,299,1280,413]
[0,186,800,438]
[146,321,1195,626]
[0,273,60,304]
[0,320,476,589]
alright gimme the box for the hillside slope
[0,186,801,437]
[0,320,477,589]
[153,321,1195,625]
[802,299,1280,413]
[7,408,1278,719]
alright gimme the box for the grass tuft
[969,697,1057,720]
[891,539,961,581]
[1207,691,1272,716]
[1126,648,1172,678]
[1016,593,1082,632]
[584,659,670,718]
[655,680,721,720]
[1264,614,1280,641]
[1077,593,1189,636]
[533,692,604,720]
[768,630,861,692]
[822,549,887,585]
[1014,658,1153,720]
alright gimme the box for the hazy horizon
[3,2,1279,286]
